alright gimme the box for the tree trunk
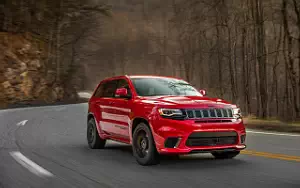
[270,25,282,117]
[215,7,224,97]
[282,0,300,118]
[0,1,5,31]
[228,27,237,102]
[234,24,238,103]
[159,8,168,76]
[255,0,268,118]
[245,0,252,115]
[56,21,62,82]
[292,0,300,118]
[242,23,248,114]
[251,0,261,117]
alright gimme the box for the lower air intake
[186,131,238,147]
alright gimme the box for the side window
[102,80,118,98]
[117,79,128,88]
[94,79,131,98]
[116,79,132,97]
[94,82,105,97]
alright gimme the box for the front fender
[129,105,159,144]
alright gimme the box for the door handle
[108,101,115,105]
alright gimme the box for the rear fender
[87,112,106,139]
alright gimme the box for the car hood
[138,95,236,108]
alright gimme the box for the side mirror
[199,89,207,96]
[115,88,130,99]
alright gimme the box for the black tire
[87,118,106,149]
[211,151,240,159]
[132,122,160,166]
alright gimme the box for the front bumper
[159,144,246,154]
[151,117,246,154]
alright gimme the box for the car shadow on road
[88,142,251,170]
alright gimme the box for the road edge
[245,123,300,134]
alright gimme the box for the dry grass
[243,116,300,127]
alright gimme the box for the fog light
[165,137,181,148]
[240,135,246,144]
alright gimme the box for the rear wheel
[87,118,106,149]
[211,151,240,159]
[132,122,159,166]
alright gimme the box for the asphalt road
[0,103,300,188]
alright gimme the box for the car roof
[127,75,184,80]
[99,75,184,84]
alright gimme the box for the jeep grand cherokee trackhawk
[87,75,246,165]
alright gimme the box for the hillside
[0,32,77,108]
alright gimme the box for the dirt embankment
[0,32,78,108]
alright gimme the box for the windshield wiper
[168,82,191,88]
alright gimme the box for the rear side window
[94,79,133,98]
[94,80,118,98]
[94,83,105,97]
[102,80,118,97]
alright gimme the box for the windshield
[130,77,202,97]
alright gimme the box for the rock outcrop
[0,32,76,108]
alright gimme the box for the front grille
[186,131,238,147]
[183,108,233,119]
[195,120,232,123]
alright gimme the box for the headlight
[158,108,183,116]
[232,108,242,119]
[158,108,186,120]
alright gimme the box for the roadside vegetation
[244,115,300,133]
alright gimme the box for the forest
[1,0,300,121]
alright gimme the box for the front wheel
[132,122,160,166]
[211,151,240,159]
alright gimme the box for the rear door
[89,80,112,135]
[97,79,119,135]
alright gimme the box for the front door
[109,79,133,140]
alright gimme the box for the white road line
[78,91,92,99]
[247,130,300,137]
[16,120,28,126]
[9,151,53,177]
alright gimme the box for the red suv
[87,75,246,165]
